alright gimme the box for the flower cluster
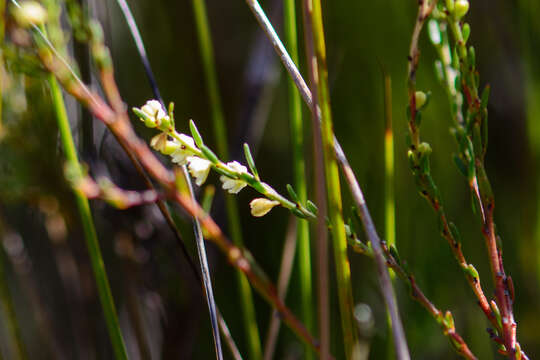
[133,100,290,218]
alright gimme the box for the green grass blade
[48,75,128,360]
[283,0,313,359]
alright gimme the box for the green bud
[454,0,469,19]
[463,263,479,279]
[443,311,455,330]
[468,46,476,67]
[445,0,455,12]
[418,142,432,156]
[462,23,471,43]
[415,91,427,109]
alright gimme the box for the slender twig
[348,238,477,360]
[263,217,297,360]
[336,146,410,360]
[246,1,410,357]
[439,11,522,359]
[190,1,261,357]
[408,2,526,358]
[405,0,495,332]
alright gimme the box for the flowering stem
[191,0,262,357]
[283,0,314,358]
[111,1,227,357]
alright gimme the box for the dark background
[1,0,540,358]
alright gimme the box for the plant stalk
[283,1,313,359]
[191,0,262,357]
[48,74,128,360]
[303,1,358,358]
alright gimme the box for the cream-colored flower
[220,161,248,194]
[150,133,180,155]
[14,1,47,27]
[171,134,197,165]
[249,198,280,217]
[140,100,169,128]
[187,156,212,186]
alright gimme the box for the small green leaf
[286,184,299,202]
[462,23,471,43]
[468,46,476,68]
[168,102,175,127]
[201,145,219,164]
[306,200,318,215]
[243,143,259,179]
[189,120,204,148]
[462,263,479,280]
[292,207,308,219]
[480,84,491,109]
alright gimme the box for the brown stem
[349,238,477,360]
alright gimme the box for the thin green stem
[191,1,262,358]
[283,0,313,359]
[48,75,128,360]
[381,69,396,360]
[305,2,358,358]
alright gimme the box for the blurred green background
[1,0,540,358]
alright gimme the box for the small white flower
[140,100,169,128]
[187,156,212,186]
[249,198,280,217]
[150,133,167,152]
[220,161,248,194]
[171,134,197,165]
[14,1,48,27]
[150,133,180,155]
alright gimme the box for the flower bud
[14,1,47,27]
[139,100,169,128]
[415,91,427,109]
[249,198,280,217]
[454,0,469,19]
[418,142,432,156]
